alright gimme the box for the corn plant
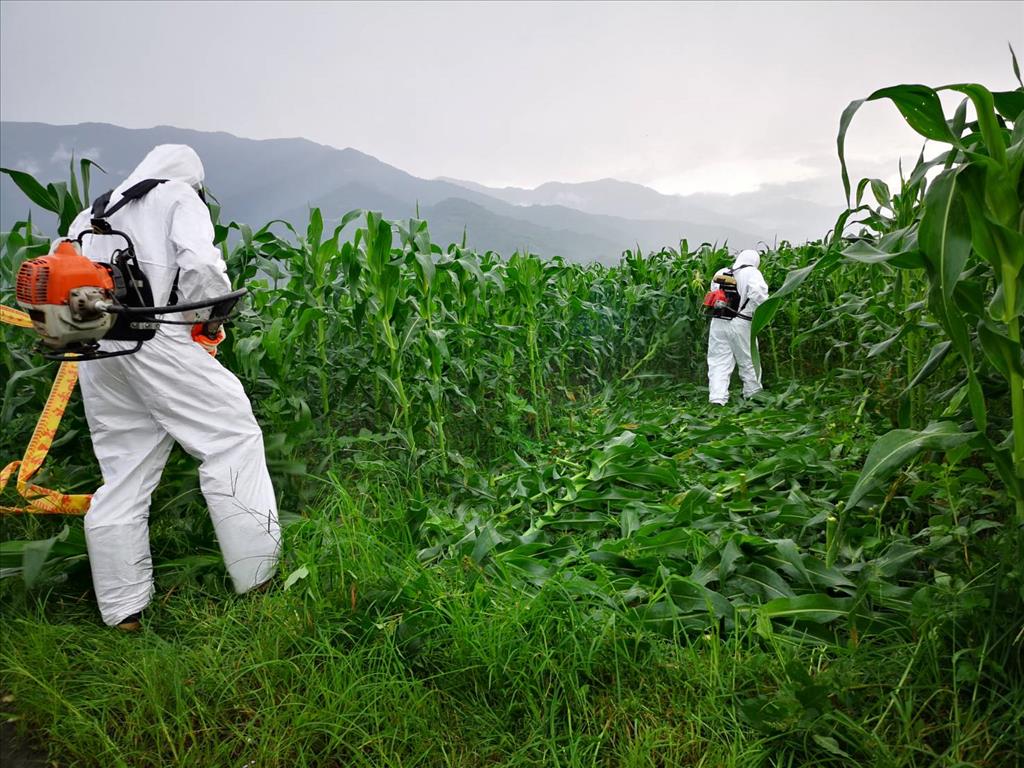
[837,55,1024,520]
[2,155,105,237]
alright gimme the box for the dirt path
[1,719,50,768]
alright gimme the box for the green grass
[2,382,1020,767]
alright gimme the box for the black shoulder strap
[90,189,113,218]
[734,264,752,272]
[91,178,168,220]
[167,269,181,307]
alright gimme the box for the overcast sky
[1,1,1021,206]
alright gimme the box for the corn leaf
[848,422,977,509]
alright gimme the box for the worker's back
[68,145,229,341]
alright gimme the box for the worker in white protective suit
[706,249,770,405]
[67,145,280,630]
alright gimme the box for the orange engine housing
[15,240,118,350]
[16,241,114,307]
[703,288,727,308]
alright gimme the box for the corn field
[0,66,1021,768]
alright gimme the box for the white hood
[733,249,761,270]
[113,144,205,201]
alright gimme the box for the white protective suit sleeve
[168,191,232,304]
[732,249,769,316]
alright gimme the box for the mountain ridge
[1,121,830,261]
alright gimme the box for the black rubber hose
[105,289,247,315]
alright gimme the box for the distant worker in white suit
[703,249,770,405]
[68,145,280,631]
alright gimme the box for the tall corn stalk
[837,59,1024,521]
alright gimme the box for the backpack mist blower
[13,179,245,361]
[702,264,752,321]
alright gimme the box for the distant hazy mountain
[438,177,737,225]
[1,122,807,263]
[439,177,838,246]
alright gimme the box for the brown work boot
[116,612,142,632]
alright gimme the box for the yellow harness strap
[1,306,91,515]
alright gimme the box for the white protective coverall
[707,249,770,405]
[68,145,280,626]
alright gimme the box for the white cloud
[13,156,40,175]
[50,143,101,165]
[646,156,824,198]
